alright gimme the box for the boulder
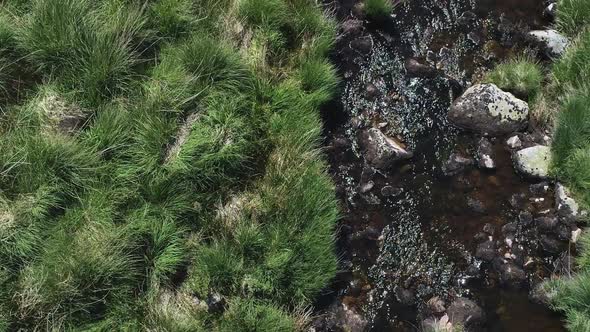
[448,84,529,135]
[447,298,485,328]
[513,146,551,179]
[359,128,413,169]
[476,137,496,169]
[529,29,568,58]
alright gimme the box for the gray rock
[447,298,485,328]
[556,183,587,222]
[476,137,496,169]
[475,241,496,261]
[448,84,529,135]
[359,128,413,169]
[341,19,363,37]
[513,146,552,179]
[443,153,474,176]
[529,29,568,58]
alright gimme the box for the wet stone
[381,186,403,197]
[476,137,496,169]
[502,222,518,235]
[350,36,373,55]
[365,83,379,100]
[442,153,474,176]
[539,234,565,254]
[359,128,413,169]
[483,223,495,235]
[509,193,527,210]
[405,58,437,78]
[496,261,527,288]
[447,297,485,329]
[341,19,363,36]
[427,296,446,314]
[530,182,550,195]
[467,197,486,214]
[475,241,496,261]
[393,286,416,306]
[536,216,558,232]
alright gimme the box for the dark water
[319,0,568,330]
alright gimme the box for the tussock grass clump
[484,55,543,101]
[364,0,393,20]
[218,299,296,332]
[557,0,590,37]
[552,89,590,165]
[552,29,590,92]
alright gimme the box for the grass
[552,29,590,93]
[363,0,393,20]
[0,0,339,329]
[556,0,590,37]
[533,2,590,330]
[484,54,543,101]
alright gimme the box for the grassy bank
[0,0,339,330]
[486,0,590,330]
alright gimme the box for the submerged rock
[496,261,527,287]
[405,58,437,78]
[448,84,529,136]
[476,137,496,169]
[513,146,552,179]
[447,298,485,329]
[442,153,474,176]
[359,128,413,169]
[528,29,568,58]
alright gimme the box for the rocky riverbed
[313,0,584,331]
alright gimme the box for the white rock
[506,135,522,149]
[513,145,552,179]
[572,228,582,243]
[529,29,569,57]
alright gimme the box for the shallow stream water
[317,0,569,331]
